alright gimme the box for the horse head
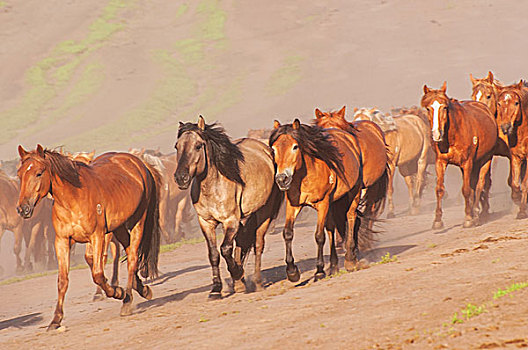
[496,80,526,140]
[470,71,499,115]
[313,106,350,130]
[174,116,207,190]
[16,144,52,219]
[421,81,450,142]
[269,119,302,191]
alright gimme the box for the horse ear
[197,115,206,130]
[337,106,346,118]
[179,121,184,128]
[517,80,524,89]
[292,119,300,130]
[36,144,45,157]
[89,150,95,159]
[469,73,476,85]
[18,145,28,158]
[353,107,358,113]
[487,71,494,82]
[423,85,430,94]
[314,108,324,119]
[273,120,281,129]
[440,81,447,93]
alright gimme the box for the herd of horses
[3,71,528,330]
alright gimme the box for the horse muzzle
[16,203,34,219]
[275,172,293,191]
[501,123,513,136]
[174,171,191,190]
[432,129,444,142]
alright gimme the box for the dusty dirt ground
[1,159,528,349]
[2,0,528,349]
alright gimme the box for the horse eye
[292,144,298,151]
[487,95,491,99]
[515,101,519,106]
[195,144,203,151]
[36,172,43,177]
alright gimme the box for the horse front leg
[24,222,41,272]
[197,216,222,299]
[48,237,72,331]
[433,160,448,229]
[386,161,396,219]
[283,201,301,282]
[461,161,476,228]
[518,157,528,219]
[511,156,522,206]
[325,212,339,276]
[314,199,330,281]
[13,225,24,274]
[474,158,492,224]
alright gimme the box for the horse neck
[446,100,463,144]
[48,171,81,208]
[195,148,222,190]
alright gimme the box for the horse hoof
[344,259,358,272]
[114,286,126,300]
[47,323,61,332]
[328,266,339,276]
[286,266,300,282]
[432,221,444,230]
[254,282,264,292]
[463,220,474,228]
[93,293,105,302]
[25,263,34,273]
[208,291,222,300]
[233,279,246,293]
[516,211,528,220]
[120,303,133,317]
[15,266,24,275]
[386,212,396,219]
[314,272,326,282]
[142,285,153,300]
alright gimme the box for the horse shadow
[135,284,211,312]
[362,244,416,262]
[150,264,210,286]
[0,312,43,331]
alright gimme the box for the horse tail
[138,158,163,279]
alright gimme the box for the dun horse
[495,80,528,218]
[314,106,389,227]
[270,119,379,278]
[17,145,162,330]
[174,116,282,297]
[421,82,497,228]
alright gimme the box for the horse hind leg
[477,160,493,223]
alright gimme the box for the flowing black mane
[43,149,85,188]
[269,122,346,179]
[178,122,245,186]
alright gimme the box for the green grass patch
[0,1,7,9]
[450,303,485,324]
[160,237,204,254]
[375,252,398,265]
[493,281,528,299]
[266,55,304,96]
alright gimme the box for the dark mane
[178,122,245,186]
[44,149,85,188]
[269,122,346,180]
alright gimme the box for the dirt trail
[1,160,528,349]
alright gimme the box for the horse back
[392,114,430,165]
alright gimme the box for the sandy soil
[2,1,528,349]
[1,159,528,349]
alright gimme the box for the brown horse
[421,82,498,228]
[270,119,379,278]
[352,107,432,217]
[470,71,526,202]
[66,150,121,301]
[0,168,54,273]
[175,116,282,297]
[496,80,528,218]
[17,145,162,330]
[314,106,389,228]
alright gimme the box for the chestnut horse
[314,106,389,228]
[496,80,528,218]
[0,168,54,273]
[270,119,378,278]
[17,145,162,330]
[175,116,282,297]
[421,82,498,228]
[66,150,121,301]
[352,107,432,217]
